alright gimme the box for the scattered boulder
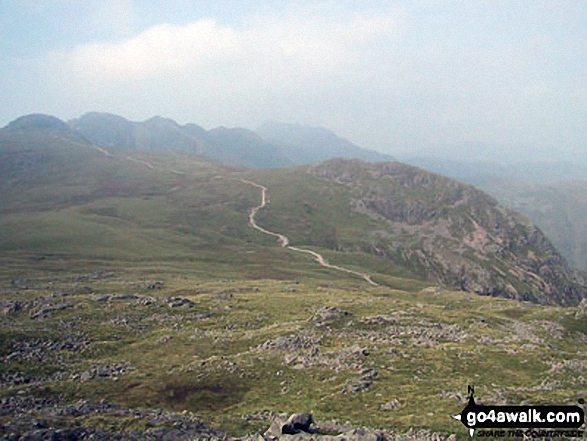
[167,297,194,308]
[1,300,24,315]
[281,413,315,435]
[146,280,165,290]
[77,362,133,382]
[256,332,321,352]
[265,413,316,437]
[312,306,353,324]
[94,294,138,302]
[110,294,139,301]
[360,315,397,326]
[381,399,402,411]
[0,395,227,440]
[261,415,456,440]
[29,303,73,320]
[344,368,378,393]
[576,299,587,319]
[139,296,156,306]
[3,336,91,365]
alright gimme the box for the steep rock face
[310,159,586,306]
[478,179,587,273]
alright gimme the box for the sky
[1,0,586,162]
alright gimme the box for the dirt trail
[241,179,378,286]
[91,145,155,169]
[87,145,378,286]
[241,179,289,247]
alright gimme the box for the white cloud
[53,11,399,85]
[36,7,404,129]
[59,19,239,80]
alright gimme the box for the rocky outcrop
[271,413,316,435]
[0,400,458,440]
[311,306,353,325]
[0,396,229,440]
[260,412,457,440]
[311,159,587,306]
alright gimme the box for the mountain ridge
[64,112,393,169]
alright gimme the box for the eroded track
[241,179,378,286]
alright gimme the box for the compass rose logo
[452,385,477,437]
[451,385,584,438]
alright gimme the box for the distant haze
[1,1,586,164]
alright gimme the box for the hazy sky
[1,0,586,161]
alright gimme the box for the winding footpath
[91,145,155,170]
[88,143,377,286]
[241,179,378,286]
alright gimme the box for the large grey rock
[167,297,194,308]
[312,306,352,324]
[264,413,316,437]
[282,413,315,435]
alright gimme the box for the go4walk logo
[452,386,585,438]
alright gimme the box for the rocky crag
[311,159,586,305]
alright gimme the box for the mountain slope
[0,115,258,265]
[0,115,420,286]
[3,115,587,440]
[403,157,587,273]
[69,112,292,168]
[69,112,208,153]
[204,126,293,168]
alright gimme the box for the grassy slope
[0,130,424,289]
[244,167,430,285]
[1,273,585,438]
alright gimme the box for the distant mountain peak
[143,115,180,127]
[258,120,347,140]
[4,114,71,133]
[256,120,395,166]
[78,111,128,120]
[209,126,263,139]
